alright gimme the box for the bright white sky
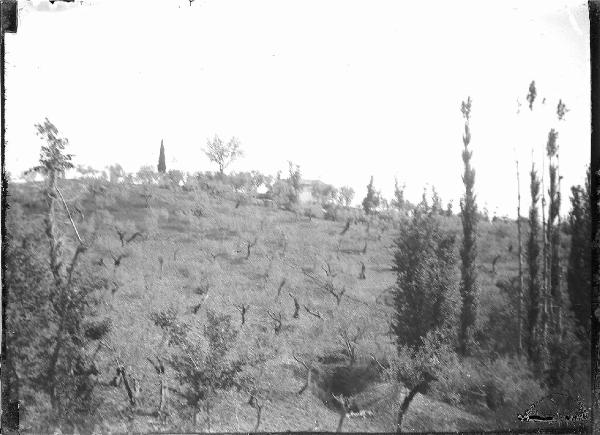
[4,0,590,217]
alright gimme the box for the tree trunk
[250,397,263,432]
[205,400,211,432]
[516,159,524,356]
[192,406,199,427]
[395,381,428,433]
[336,411,346,432]
[541,157,549,371]
[158,375,167,415]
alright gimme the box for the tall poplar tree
[546,128,561,331]
[458,97,478,356]
[515,158,524,355]
[526,163,543,375]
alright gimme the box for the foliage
[545,128,561,330]
[526,164,543,375]
[431,353,544,413]
[271,178,297,210]
[323,203,339,221]
[303,204,324,221]
[165,309,244,427]
[567,168,591,341]
[136,165,158,184]
[391,210,458,349]
[362,176,380,215]
[526,80,537,111]
[204,135,243,175]
[268,164,302,210]
[6,120,107,429]
[26,118,74,180]
[168,169,185,187]
[431,187,443,215]
[458,96,479,356]
[391,178,406,211]
[338,186,355,207]
[287,161,302,204]
[311,181,337,207]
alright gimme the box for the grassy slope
[11,180,534,432]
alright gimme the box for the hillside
[6,178,580,433]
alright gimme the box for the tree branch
[56,185,84,246]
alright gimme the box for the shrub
[362,176,380,214]
[270,179,296,210]
[166,309,244,428]
[323,204,339,221]
[136,165,158,184]
[303,204,323,221]
[431,355,545,412]
[391,210,459,348]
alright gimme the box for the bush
[323,203,339,221]
[270,179,296,211]
[391,210,459,348]
[431,355,545,411]
[303,204,323,221]
[166,309,244,427]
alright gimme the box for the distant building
[298,179,321,203]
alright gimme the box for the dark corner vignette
[591,1,600,434]
[1,0,19,432]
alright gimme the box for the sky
[3,0,591,217]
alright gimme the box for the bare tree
[359,262,366,280]
[267,310,283,333]
[147,355,168,417]
[204,135,244,175]
[303,305,323,319]
[321,261,337,278]
[190,302,203,315]
[289,292,300,318]
[339,325,366,366]
[340,219,351,236]
[102,341,142,408]
[292,354,314,395]
[234,303,250,325]
[247,394,263,432]
[115,226,143,247]
[277,278,287,298]
[491,254,501,275]
[395,372,437,433]
[158,255,164,277]
[111,251,129,270]
[140,192,153,208]
[246,236,258,259]
[331,393,351,432]
[303,268,346,305]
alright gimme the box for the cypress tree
[158,139,166,174]
[458,97,478,356]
